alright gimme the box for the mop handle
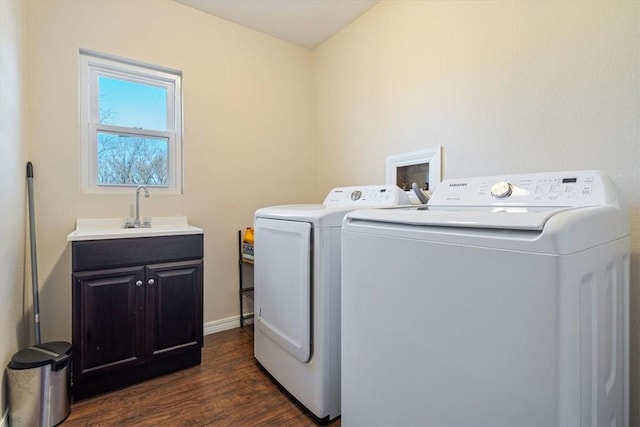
[26,162,41,345]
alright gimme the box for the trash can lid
[37,341,72,356]
[9,341,72,370]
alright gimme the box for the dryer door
[255,217,311,362]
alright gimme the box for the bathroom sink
[67,216,203,241]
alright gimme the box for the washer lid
[347,205,573,230]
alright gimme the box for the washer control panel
[324,185,410,207]
[428,171,615,207]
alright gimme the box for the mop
[6,162,73,426]
[26,161,41,344]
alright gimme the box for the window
[79,50,183,194]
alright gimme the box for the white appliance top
[346,171,625,231]
[255,185,409,227]
[427,170,615,208]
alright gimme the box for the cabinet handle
[148,279,155,285]
[135,280,143,287]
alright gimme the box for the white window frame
[79,50,183,194]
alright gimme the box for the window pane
[98,76,168,131]
[97,132,169,186]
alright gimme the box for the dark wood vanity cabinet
[73,265,146,377]
[71,234,203,400]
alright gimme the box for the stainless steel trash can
[7,341,72,427]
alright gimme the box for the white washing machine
[341,171,630,426]
[254,185,409,422]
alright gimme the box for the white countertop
[67,216,203,241]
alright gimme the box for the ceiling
[175,0,379,49]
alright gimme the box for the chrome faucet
[134,185,150,228]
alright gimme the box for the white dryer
[254,185,409,422]
[341,171,630,426]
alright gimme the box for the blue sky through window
[98,76,167,131]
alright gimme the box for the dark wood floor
[63,327,341,426]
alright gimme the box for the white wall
[23,0,314,342]
[0,0,28,419]
[314,0,640,424]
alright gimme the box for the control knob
[491,181,513,198]
[350,190,362,201]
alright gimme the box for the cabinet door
[73,266,145,378]
[146,260,203,359]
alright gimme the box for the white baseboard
[203,314,254,336]
[203,315,240,335]
[1,408,8,427]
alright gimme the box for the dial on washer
[491,181,513,198]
